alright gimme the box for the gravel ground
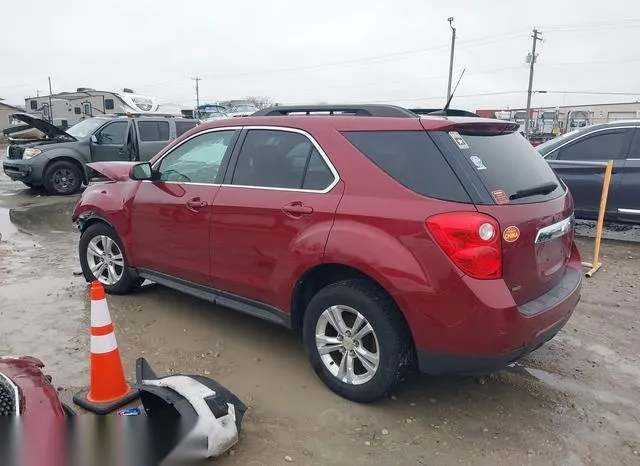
[0,165,638,466]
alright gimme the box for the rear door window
[557,129,632,161]
[230,129,336,191]
[176,121,198,137]
[343,131,471,202]
[436,131,564,205]
[137,121,170,142]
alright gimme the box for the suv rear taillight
[426,212,502,280]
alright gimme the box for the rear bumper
[416,312,573,374]
[407,244,582,375]
[2,159,43,184]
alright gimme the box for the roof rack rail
[109,112,184,118]
[253,104,418,118]
[409,108,479,117]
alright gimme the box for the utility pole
[524,29,543,138]
[48,77,54,123]
[191,77,201,111]
[446,17,457,102]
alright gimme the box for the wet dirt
[0,168,639,465]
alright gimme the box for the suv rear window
[176,121,198,137]
[343,131,471,203]
[444,131,564,204]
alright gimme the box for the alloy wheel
[86,235,125,285]
[52,168,77,194]
[315,305,380,385]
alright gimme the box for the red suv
[72,105,582,402]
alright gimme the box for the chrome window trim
[543,126,638,159]
[535,214,575,244]
[618,208,640,215]
[0,372,21,416]
[146,125,340,194]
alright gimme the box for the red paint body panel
[73,114,582,370]
[87,161,138,181]
[475,193,575,305]
[0,356,65,416]
[210,182,344,310]
[131,182,217,285]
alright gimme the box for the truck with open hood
[3,113,199,195]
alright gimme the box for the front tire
[43,160,82,195]
[79,223,141,295]
[303,279,413,403]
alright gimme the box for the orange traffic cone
[73,281,139,414]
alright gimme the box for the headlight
[22,148,42,159]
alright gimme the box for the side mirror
[90,134,99,144]
[130,162,153,181]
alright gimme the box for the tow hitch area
[136,357,247,462]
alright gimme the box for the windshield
[231,105,257,112]
[66,118,108,140]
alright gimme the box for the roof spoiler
[441,121,521,135]
[253,104,418,118]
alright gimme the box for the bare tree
[244,96,274,110]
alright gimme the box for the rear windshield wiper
[509,181,558,200]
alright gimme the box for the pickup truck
[3,113,199,195]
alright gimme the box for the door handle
[186,197,208,211]
[282,203,313,217]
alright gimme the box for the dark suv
[537,120,640,223]
[72,105,582,402]
[3,113,199,195]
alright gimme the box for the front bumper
[2,159,43,184]
[135,358,247,461]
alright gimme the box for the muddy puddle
[1,196,87,386]
[0,208,18,241]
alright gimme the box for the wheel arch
[43,156,87,184]
[290,263,415,350]
[77,212,113,234]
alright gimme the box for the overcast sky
[1,0,639,111]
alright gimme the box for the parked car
[537,120,640,223]
[72,104,582,402]
[3,114,199,195]
[197,104,230,122]
[0,356,71,416]
[218,100,259,117]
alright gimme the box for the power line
[542,90,640,96]
[194,31,529,81]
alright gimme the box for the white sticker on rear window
[449,131,470,149]
[470,155,487,171]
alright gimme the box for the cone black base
[73,386,140,415]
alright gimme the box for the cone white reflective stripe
[91,332,118,354]
[91,298,112,328]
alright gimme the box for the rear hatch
[425,120,574,305]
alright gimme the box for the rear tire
[302,279,413,403]
[43,160,82,195]
[79,223,142,295]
